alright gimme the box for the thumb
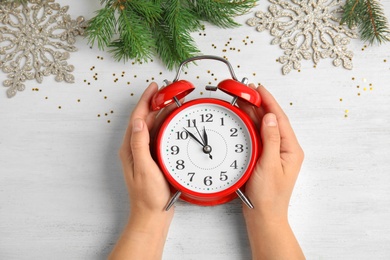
[260,113,281,164]
[131,118,152,165]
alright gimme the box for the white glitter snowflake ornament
[0,0,86,97]
[247,0,358,75]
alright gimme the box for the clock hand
[202,126,213,160]
[184,125,213,160]
[183,128,204,147]
[193,120,206,145]
[203,126,208,146]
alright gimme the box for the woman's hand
[110,82,174,260]
[240,84,305,259]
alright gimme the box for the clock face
[157,99,258,198]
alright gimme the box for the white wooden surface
[1,1,390,259]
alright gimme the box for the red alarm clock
[151,55,261,210]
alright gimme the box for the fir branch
[190,0,257,28]
[341,0,363,28]
[109,6,155,62]
[85,7,116,50]
[86,0,257,69]
[126,0,161,25]
[361,0,390,44]
[341,0,390,44]
[156,0,201,69]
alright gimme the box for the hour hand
[183,128,204,147]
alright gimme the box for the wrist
[244,211,289,234]
[130,210,172,231]
[243,203,288,226]
[109,211,173,260]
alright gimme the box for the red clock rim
[155,98,259,204]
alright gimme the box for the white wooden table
[1,1,390,259]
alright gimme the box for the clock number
[188,172,195,182]
[176,131,189,140]
[220,171,228,181]
[235,144,244,153]
[204,176,213,186]
[230,160,238,169]
[186,119,196,127]
[220,117,225,126]
[201,113,213,123]
[230,128,238,137]
[170,145,180,155]
[176,160,185,170]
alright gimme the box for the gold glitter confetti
[344,109,349,118]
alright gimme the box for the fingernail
[133,118,144,132]
[265,113,277,126]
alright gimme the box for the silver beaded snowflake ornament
[247,0,357,75]
[0,0,86,97]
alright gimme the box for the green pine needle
[159,0,201,69]
[190,0,257,28]
[342,0,390,44]
[85,0,257,69]
[85,7,116,50]
[109,7,155,62]
[361,0,390,44]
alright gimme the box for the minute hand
[183,128,204,147]
[203,126,208,146]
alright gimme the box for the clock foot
[236,189,254,209]
[165,191,182,211]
